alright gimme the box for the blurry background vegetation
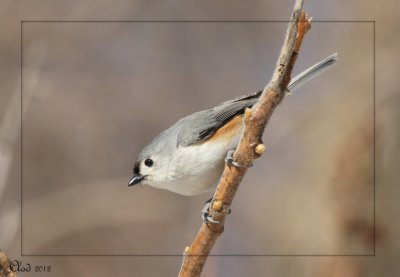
[0,0,398,276]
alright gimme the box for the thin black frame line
[21,20,375,23]
[373,20,376,257]
[20,20,24,257]
[20,20,376,257]
[22,254,376,257]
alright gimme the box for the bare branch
[178,0,312,275]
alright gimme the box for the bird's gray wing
[176,90,262,147]
[176,53,338,147]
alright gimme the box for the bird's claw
[225,150,252,168]
[202,200,219,224]
[201,198,231,224]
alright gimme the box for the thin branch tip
[294,0,304,11]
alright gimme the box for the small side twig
[178,0,311,276]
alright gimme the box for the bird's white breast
[157,115,244,196]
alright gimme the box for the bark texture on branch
[179,0,311,276]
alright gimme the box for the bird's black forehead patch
[133,161,140,174]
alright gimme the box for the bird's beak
[128,174,145,187]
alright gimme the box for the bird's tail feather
[288,53,338,92]
[227,53,338,106]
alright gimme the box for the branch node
[255,143,266,156]
[244,107,253,121]
[184,246,190,254]
[212,200,223,212]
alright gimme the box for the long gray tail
[288,53,338,91]
[198,54,338,143]
[231,53,338,104]
[212,53,338,128]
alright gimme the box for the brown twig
[0,251,16,277]
[178,0,311,276]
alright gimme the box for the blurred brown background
[0,0,398,276]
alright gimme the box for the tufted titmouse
[129,54,338,198]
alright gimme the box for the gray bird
[129,53,338,220]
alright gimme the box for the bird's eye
[144,158,154,167]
